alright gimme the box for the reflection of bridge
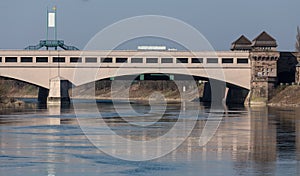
[1,105,298,175]
[0,50,251,104]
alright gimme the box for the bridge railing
[0,54,251,68]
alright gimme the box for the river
[0,99,299,175]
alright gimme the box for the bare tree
[296,26,300,52]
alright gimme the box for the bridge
[0,50,251,105]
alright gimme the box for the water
[0,100,300,175]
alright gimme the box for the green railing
[25,40,79,50]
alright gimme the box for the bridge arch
[72,68,250,90]
[72,72,250,104]
[0,75,47,89]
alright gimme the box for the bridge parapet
[0,50,250,67]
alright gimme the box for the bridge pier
[202,81,227,104]
[202,82,211,102]
[47,77,71,106]
[38,87,49,104]
[226,86,250,104]
[201,81,250,105]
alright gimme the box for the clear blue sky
[0,0,299,51]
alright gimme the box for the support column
[250,81,270,106]
[38,87,49,104]
[226,87,250,104]
[202,82,211,102]
[201,81,227,105]
[47,76,70,105]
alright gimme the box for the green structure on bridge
[25,40,79,51]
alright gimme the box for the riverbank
[0,98,25,109]
[0,79,27,108]
[5,78,300,107]
[268,85,300,107]
[71,80,204,102]
[4,80,205,103]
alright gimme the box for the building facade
[232,31,280,104]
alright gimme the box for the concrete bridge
[0,50,251,104]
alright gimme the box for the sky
[0,0,299,51]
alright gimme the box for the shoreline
[0,98,25,108]
[10,84,300,108]
[12,95,300,107]
[12,95,188,103]
[267,103,300,108]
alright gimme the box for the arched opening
[71,73,249,105]
[0,77,40,99]
[71,74,203,101]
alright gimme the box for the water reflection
[0,101,299,175]
[250,107,276,174]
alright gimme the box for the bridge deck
[0,50,251,89]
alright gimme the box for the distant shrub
[0,80,8,102]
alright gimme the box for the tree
[296,26,300,52]
[0,79,8,102]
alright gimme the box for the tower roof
[231,35,252,51]
[232,35,252,45]
[252,31,277,47]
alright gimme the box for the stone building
[250,32,279,102]
[232,31,280,104]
